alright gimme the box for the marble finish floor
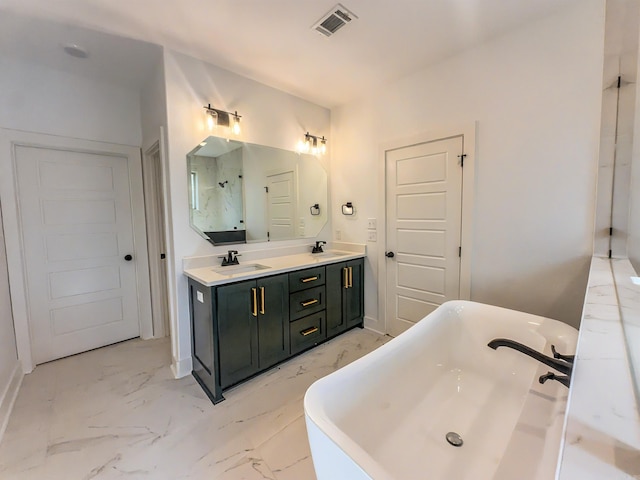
[0,328,389,479]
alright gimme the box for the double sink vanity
[184,134,355,403]
[184,244,365,404]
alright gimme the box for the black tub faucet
[219,250,240,266]
[312,241,326,254]
[487,338,573,388]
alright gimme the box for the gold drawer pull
[301,276,318,283]
[343,267,349,289]
[260,286,265,314]
[300,326,319,336]
[301,299,319,307]
[349,266,353,288]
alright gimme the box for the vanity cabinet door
[326,262,347,338]
[344,259,364,328]
[257,274,290,370]
[217,279,259,389]
[326,259,364,338]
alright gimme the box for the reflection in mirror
[187,136,328,245]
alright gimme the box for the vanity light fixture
[204,104,242,135]
[298,132,327,156]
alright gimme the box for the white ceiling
[1,0,581,108]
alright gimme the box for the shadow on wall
[473,256,591,329]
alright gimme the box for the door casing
[376,123,476,335]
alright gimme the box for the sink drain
[446,431,463,447]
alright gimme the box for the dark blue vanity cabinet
[189,257,364,404]
[326,259,364,339]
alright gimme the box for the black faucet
[487,338,573,387]
[311,241,326,254]
[219,250,240,266]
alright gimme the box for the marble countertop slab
[183,242,366,287]
[556,256,640,479]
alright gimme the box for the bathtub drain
[445,432,463,447]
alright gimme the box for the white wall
[0,201,19,439]
[0,58,142,146]
[163,49,330,376]
[140,58,167,152]
[331,1,605,329]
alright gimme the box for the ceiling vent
[313,4,358,37]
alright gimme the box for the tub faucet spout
[539,371,571,388]
[487,338,573,377]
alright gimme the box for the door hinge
[265,186,269,193]
[609,227,613,236]
[609,249,612,258]
[617,75,622,89]
[160,253,166,259]
[458,246,462,257]
[458,154,467,167]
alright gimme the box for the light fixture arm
[204,104,242,121]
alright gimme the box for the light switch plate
[367,231,377,242]
[197,291,204,303]
[367,218,377,230]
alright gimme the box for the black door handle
[385,251,395,258]
[124,254,133,261]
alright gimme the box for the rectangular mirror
[187,136,328,245]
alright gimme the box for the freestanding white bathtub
[304,301,578,480]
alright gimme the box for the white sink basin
[309,252,348,259]
[212,263,271,275]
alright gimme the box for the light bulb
[304,136,311,153]
[297,140,305,153]
[311,137,318,155]
[320,138,327,155]
[232,116,241,135]
[206,109,217,131]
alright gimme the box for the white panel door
[386,136,463,337]
[15,145,142,364]
[267,170,296,240]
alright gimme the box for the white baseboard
[0,361,23,445]
[171,355,193,379]
[364,315,385,335]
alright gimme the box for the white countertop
[183,243,366,287]
[556,256,640,479]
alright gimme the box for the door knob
[385,251,395,258]
[124,254,133,261]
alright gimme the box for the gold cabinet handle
[343,267,348,289]
[251,288,257,317]
[301,276,318,283]
[300,326,319,336]
[301,299,319,307]
[260,286,265,314]
[349,266,353,288]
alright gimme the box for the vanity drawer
[289,266,325,293]
[290,312,325,355]
[290,285,325,321]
